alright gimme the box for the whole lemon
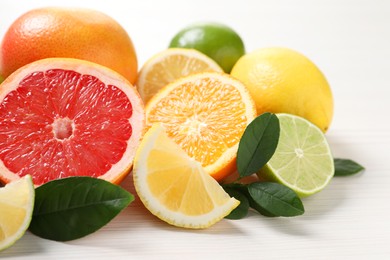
[0,7,137,84]
[231,47,333,132]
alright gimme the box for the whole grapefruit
[0,7,138,84]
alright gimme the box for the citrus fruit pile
[131,20,336,227]
[0,6,346,250]
[136,69,256,228]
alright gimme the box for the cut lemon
[0,175,34,251]
[258,114,334,197]
[133,124,239,229]
[136,48,223,103]
[145,72,256,181]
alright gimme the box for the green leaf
[237,113,280,178]
[29,177,134,241]
[223,186,249,219]
[247,182,304,217]
[222,183,247,192]
[334,158,365,176]
[247,195,277,217]
[223,183,276,217]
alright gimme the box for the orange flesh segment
[0,69,133,185]
[147,77,248,168]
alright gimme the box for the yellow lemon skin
[231,47,333,132]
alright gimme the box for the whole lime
[169,22,245,73]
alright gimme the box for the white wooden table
[1,0,389,259]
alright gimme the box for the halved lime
[0,175,35,251]
[258,114,334,197]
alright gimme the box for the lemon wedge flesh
[0,175,34,251]
[133,124,239,229]
[136,48,223,104]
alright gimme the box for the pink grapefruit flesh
[0,58,145,186]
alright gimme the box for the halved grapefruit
[0,58,145,186]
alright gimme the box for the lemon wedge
[0,175,34,251]
[133,124,239,229]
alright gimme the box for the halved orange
[0,58,145,186]
[145,72,256,181]
[136,48,223,104]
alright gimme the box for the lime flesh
[258,114,334,197]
